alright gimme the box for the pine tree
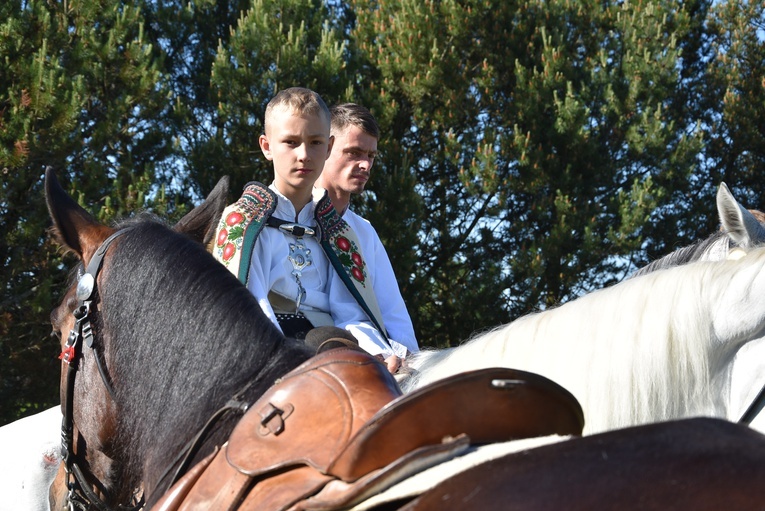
[703,0,765,203]
[349,0,705,345]
[138,0,253,197]
[204,0,354,194]
[0,0,175,424]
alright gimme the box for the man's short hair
[264,87,331,133]
[330,103,379,140]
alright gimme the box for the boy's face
[259,107,333,202]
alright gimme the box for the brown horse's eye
[50,329,62,341]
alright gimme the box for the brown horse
[46,168,318,509]
[46,168,765,510]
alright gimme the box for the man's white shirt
[341,207,419,356]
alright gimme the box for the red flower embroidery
[222,242,236,261]
[351,252,363,268]
[226,212,244,226]
[217,228,228,247]
[351,266,365,283]
[335,236,351,252]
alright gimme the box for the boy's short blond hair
[264,87,331,134]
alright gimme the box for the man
[316,103,419,373]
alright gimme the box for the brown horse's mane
[96,216,314,505]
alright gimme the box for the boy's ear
[327,135,335,158]
[259,134,273,161]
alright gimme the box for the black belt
[276,312,314,340]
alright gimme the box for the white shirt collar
[268,183,326,224]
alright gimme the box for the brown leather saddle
[152,348,584,511]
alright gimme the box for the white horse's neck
[407,250,765,435]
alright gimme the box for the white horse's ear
[717,182,765,248]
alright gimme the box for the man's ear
[259,134,273,161]
[326,135,335,158]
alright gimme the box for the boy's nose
[296,144,310,161]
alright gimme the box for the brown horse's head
[45,169,229,510]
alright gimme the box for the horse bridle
[739,384,765,425]
[59,228,143,511]
[57,226,258,509]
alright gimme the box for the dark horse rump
[405,418,765,511]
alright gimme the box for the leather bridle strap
[60,227,143,511]
[154,378,260,493]
[739,384,765,425]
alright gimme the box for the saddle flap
[226,348,402,476]
[327,367,585,481]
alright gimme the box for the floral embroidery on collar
[335,235,367,284]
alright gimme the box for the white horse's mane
[404,247,765,434]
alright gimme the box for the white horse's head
[631,183,765,278]
[711,183,765,431]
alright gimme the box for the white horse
[633,182,765,432]
[403,183,765,435]
[0,406,61,511]
[632,182,765,277]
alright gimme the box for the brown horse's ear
[45,167,113,261]
[173,176,230,247]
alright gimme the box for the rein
[59,228,143,511]
[739,385,765,425]
[153,381,255,493]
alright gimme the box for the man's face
[322,125,378,198]
[259,107,332,200]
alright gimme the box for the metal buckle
[278,223,315,237]
[258,402,294,435]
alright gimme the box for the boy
[213,88,400,368]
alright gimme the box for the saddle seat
[152,348,584,511]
